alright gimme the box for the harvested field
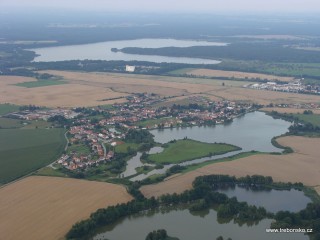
[261,107,320,114]
[44,71,320,106]
[204,87,320,105]
[0,176,132,240]
[185,69,294,82]
[42,70,220,96]
[2,72,318,107]
[141,136,320,198]
[0,76,127,107]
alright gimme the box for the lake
[218,185,312,213]
[130,112,291,181]
[93,206,307,240]
[30,38,226,64]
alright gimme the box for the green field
[15,79,67,88]
[0,117,25,129]
[147,139,240,164]
[67,143,91,155]
[35,166,68,177]
[0,128,66,184]
[0,117,52,129]
[115,143,139,153]
[292,114,320,127]
[168,68,195,75]
[138,117,175,128]
[0,104,20,115]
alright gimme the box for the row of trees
[125,129,155,144]
[269,111,320,134]
[66,174,299,239]
[272,203,320,239]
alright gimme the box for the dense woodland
[119,42,320,63]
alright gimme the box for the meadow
[147,139,239,164]
[15,79,67,88]
[292,113,320,127]
[0,128,66,184]
[0,103,19,115]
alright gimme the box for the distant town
[244,79,320,95]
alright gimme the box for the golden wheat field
[0,176,132,240]
[1,71,319,108]
[0,76,127,107]
[186,69,295,82]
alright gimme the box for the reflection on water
[130,112,291,181]
[218,185,312,213]
[93,206,307,240]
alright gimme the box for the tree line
[66,174,318,239]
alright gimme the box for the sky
[1,0,320,13]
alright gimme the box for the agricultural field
[0,117,25,129]
[15,79,67,88]
[261,107,320,114]
[0,75,128,107]
[0,176,132,240]
[204,87,320,105]
[0,117,52,129]
[172,68,295,82]
[291,113,320,127]
[141,136,320,197]
[147,139,239,164]
[0,128,66,184]
[41,70,320,106]
[262,63,320,78]
[0,103,20,115]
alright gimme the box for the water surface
[218,185,312,213]
[93,207,307,240]
[130,112,291,181]
[30,38,226,64]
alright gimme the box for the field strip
[0,176,133,240]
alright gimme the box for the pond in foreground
[93,206,307,240]
[218,185,312,213]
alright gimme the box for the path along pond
[126,111,291,181]
[30,38,226,64]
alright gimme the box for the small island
[144,139,241,164]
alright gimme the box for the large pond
[130,112,291,181]
[150,111,290,152]
[93,206,307,240]
[30,38,226,64]
[218,185,312,213]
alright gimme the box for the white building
[125,65,135,72]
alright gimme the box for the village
[4,93,254,171]
[244,79,320,95]
[54,94,255,171]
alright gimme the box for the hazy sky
[1,0,320,13]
